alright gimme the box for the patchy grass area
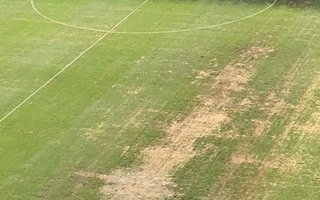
[1,0,320,199]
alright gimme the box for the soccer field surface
[1,0,320,199]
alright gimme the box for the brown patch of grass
[262,154,303,173]
[293,101,320,135]
[212,45,274,103]
[229,60,319,200]
[263,93,290,116]
[250,93,289,137]
[195,70,216,80]
[294,116,320,135]
[282,56,310,96]
[192,59,219,85]
[77,171,176,200]
[230,151,257,165]
[77,44,274,199]
[279,74,320,144]
[141,107,229,172]
[141,44,274,172]
[192,70,217,85]
[239,98,254,110]
[253,119,272,137]
[216,130,240,139]
[81,122,105,141]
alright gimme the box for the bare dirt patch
[233,63,319,200]
[263,93,290,116]
[77,44,274,199]
[293,101,320,135]
[279,74,320,143]
[282,56,310,96]
[139,45,274,173]
[141,108,228,172]
[250,93,289,137]
[294,117,320,135]
[77,171,175,200]
[231,151,256,165]
[239,98,254,110]
[253,119,272,137]
[262,154,303,173]
[195,70,215,80]
[197,46,274,111]
[192,69,217,85]
[212,45,274,98]
[192,59,218,84]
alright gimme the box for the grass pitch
[1,0,320,199]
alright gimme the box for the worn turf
[1,0,320,199]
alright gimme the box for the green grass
[1,0,320,199]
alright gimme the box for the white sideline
[31,0,277,34]
[0,0,150,124]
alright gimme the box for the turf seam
[31,0,278,34]
[0,0,150,124]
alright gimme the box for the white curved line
[31,0,277,34]
[31,0,107,32]
[119,0,277,34]
[0,0,150,124]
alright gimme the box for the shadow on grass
[219,0,320,8]
[167,0,320,8]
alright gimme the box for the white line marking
[31,0,277,34]
[31,0,107,33]
[0,0,150,124]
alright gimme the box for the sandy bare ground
[77,44,274,199]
